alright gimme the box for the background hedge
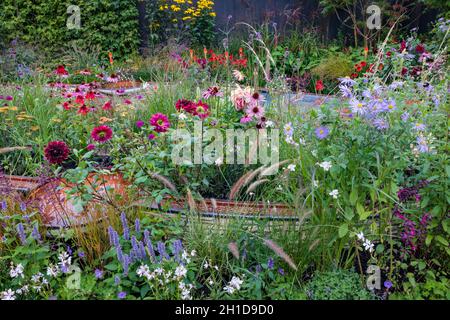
[0,0,140,57]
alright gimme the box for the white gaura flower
[190,250,197,257]
[10,263,24,279]
[229,276,243,290]
[287,164,296,172]
[178,113,187,120]
[136,265,150,278]
[356,232,365,241]
[265,120,274,128]
[313,180,319,188]
[1,289,16,300]
[224,285,235,294]
[46,264,59,278]
[318,161,332,171]
[363,239,374,253]
[215,157,223,166]
[329,189,339,199]
[203,261,209,269]
[174,265,187,278]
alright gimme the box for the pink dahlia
[150,113,170,133]
[91,125,113,143]
[44,141,70,164]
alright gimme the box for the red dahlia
[91,125,113,143]
[44,141,70,164]
[175,99,196,113]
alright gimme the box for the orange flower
[108,52,114,65]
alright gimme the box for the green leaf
[338,224,348,238]
[349,188,358,205]
[357,203,371,220]
[435,235,449,247]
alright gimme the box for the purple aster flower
[135,120,144,129]
[373,118,389,130]
[416,136,430,153]
[315,126,330,139]
[339,85,353,98]
[384,280,393,289]
[20,202,27,212]
[94,269,104,279]
[283,122,294,137]
[384,99,396,112]
[255,264,262,273]
[338,77,356,87]
[114,275,121,285]
[117,291,127,299]
[412,122,426,131]
[401,112,410,122]
[16,223,27,245]
[278,268,285,276]
[78,251,85,259]
[349,98,366,115]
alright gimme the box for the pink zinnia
[86,144,96,151]
[150,113,170,133]
[91,125,113,143]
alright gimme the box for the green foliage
[0,0,139,58]
[305,269,375,300]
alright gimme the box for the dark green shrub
[305,269,375,300]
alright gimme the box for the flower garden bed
[0,11,449,302]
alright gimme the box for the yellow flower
[209,12,216,17]
[8,106,18,111]
[31,126,39,131]
[51,118,62,123]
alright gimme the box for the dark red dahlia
[91,125,113,143]
[44,141,70,164]
[175,99,196,113]
[415,44,425,54]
